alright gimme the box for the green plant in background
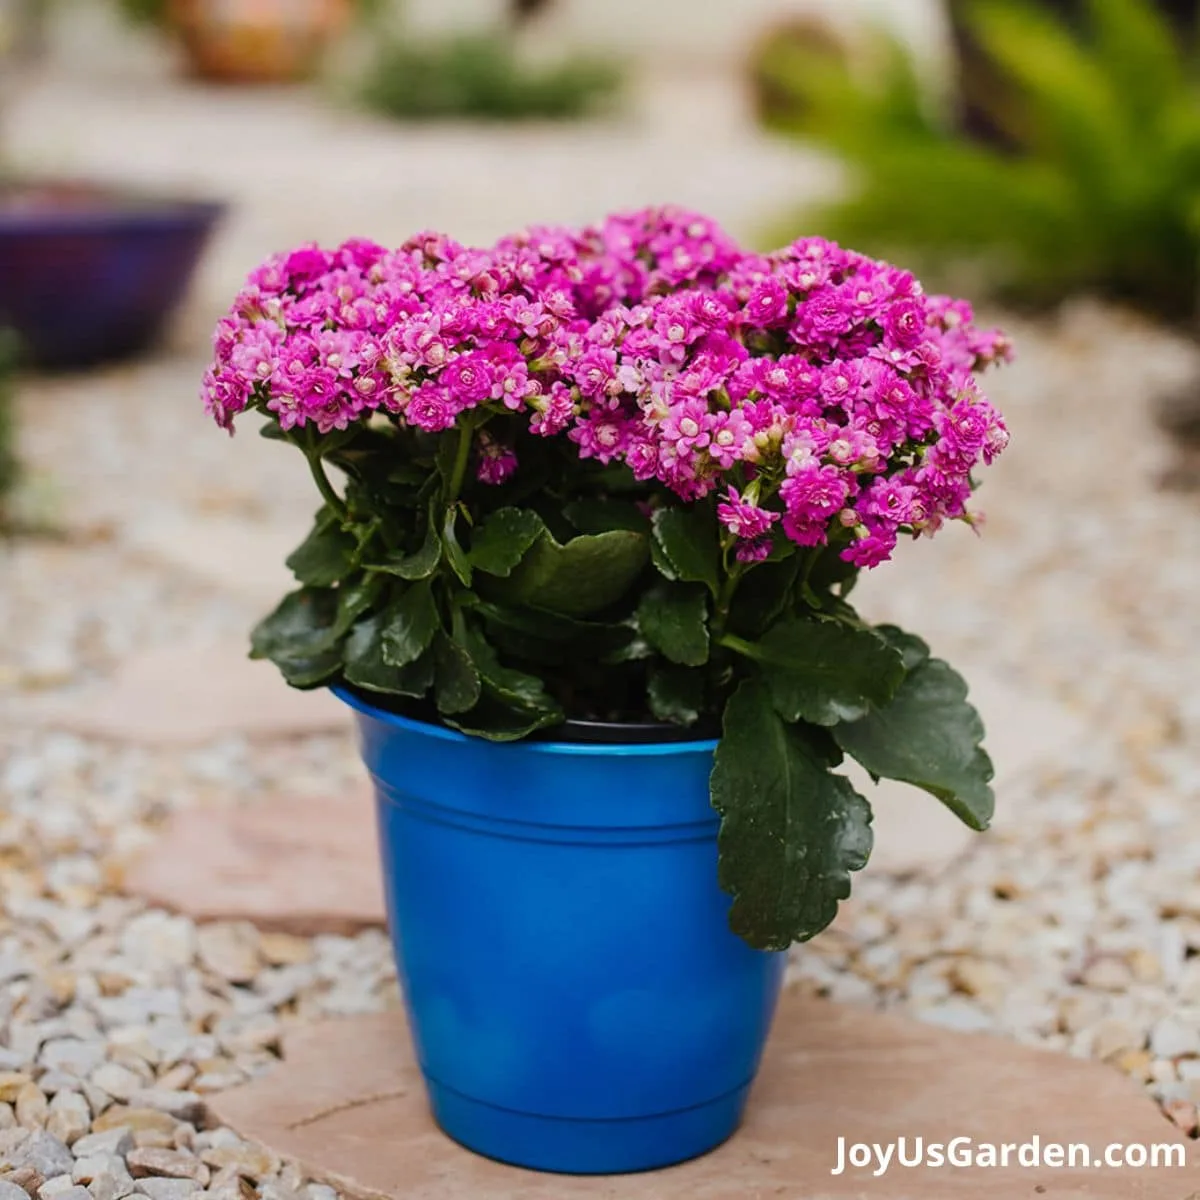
[757,0,1200,322]
[360,33,621,122]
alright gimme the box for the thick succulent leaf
[344,615,435,697]
[874,624,930,672]
[442,506,473,586]
[464,626,561,715]
[328,573,386,643]
[372,507,442,580]
[475,602,635,664]
[251,588,339,662]
[381,579,440,667]
[727,555,799,638]
[286,509,358,586]
[443,694,563,742]
[433,631,482,715]
[650,506,720,595]
[711,679,873,950]
[647,664,705,726]
[834,657,995,830]
[636,584,709,667]
[484,529,648,617]
[737,618,905,726]
[469,507,547,577]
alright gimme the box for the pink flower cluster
[204,208,1010,567]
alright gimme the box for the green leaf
[875,624,930,672]
[464,625,560,713]
[344,615,435,697]
[381,579,440,667]
[329,573,386,643]
[735,618,905,726]
[647,664,705,726]
[727,555,799,638]
[443,506,473,586]
[650,506,720,595]
[834,657,995,830]
[251,588,339,661]
[469,507,547,577]
[484,529,648,617]
[249,588,343,690]
[372,507,441,580]
[636,584,709,667]
[711,679,873,950]
[563,498,651,535]
[475,601,635,664]
[286,509,358,586]
[434,631,481,714]
[442,693,563,742]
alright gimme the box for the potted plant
[118,0,360,84]
[0,1,223,367]
[203,208,1010,1175]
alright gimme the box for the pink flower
[717,488,779,540]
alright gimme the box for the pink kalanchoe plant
[204,207,1010,951]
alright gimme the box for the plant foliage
[756,0,1200,320]
[360,34,621,123]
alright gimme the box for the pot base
[426,1076,749,1175]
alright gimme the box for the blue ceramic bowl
[337,687,786,1176]
[0,182,224,368]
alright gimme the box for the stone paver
[210,987,1196,1199]
[30,642,349,745]
[122,786,385,934]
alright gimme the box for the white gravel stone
[131,1180,195,1200]
[46,1093,90,1147]
[37,1176,78,1199]
[1150,1015,1200,1060]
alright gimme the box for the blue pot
[0,182,224,369]
[336,688,786,1176]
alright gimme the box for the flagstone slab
[30,642,349,745]
[863,670,1087,877]
[124,512,307,606]
[122,787,385,935]
[209,987,1195,1199]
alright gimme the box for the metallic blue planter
[336,688,786,1176]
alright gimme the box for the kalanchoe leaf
[874,624,931,672]
[650,506,720,596]
[274,650,343,690]
[563,498,651,535]
[636,584,710,667]
[463,625,561,715]
[647,664,705,726]
[711,679,873,950]
[443,693,564,742]
[443,506,473,586]
[833,657,995,831]
[727,555,800,638]
[732,618,905,726]
[381,579,440,667]
[469,507,547,577]
[285,508,358,587]
[344,615,435,697]
[329,573,386,643]
[483,529,649,617]
[434,631,482,715]
[251,588,339,662]
[475,601,635,664]
[372,504,442,580]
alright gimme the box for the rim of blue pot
[0,180,227,235]
[332,685,719,756]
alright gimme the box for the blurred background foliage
[0,329,19,532]
[359,32,621,122]
[753,0,1200,324]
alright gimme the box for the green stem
[306,451,348,520]
[711,563,746,643]
[717,632,758,660]
[446,419,477,503]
